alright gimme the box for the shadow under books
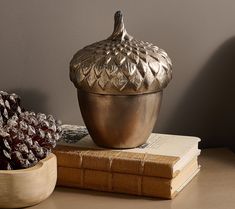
[55,187,165,201]
[164,37,235,152]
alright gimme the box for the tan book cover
[57,158,200,199]
[55,131,200,178]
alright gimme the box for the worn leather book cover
[54,131,200,179]
[57,157,200,199]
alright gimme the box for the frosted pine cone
[0,91,22,126]
[0,91,62,170]
[0,112,61,170]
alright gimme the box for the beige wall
[1,0,235,149]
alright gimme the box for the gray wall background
[1,0,235,149]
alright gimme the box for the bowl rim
[0,153,56,174]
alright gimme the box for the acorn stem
[113,11,124,35]
[109,11,132,41]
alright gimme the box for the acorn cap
[70,11,172,95]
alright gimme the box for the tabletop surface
[30,148,235,209]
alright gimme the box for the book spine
[54,146,179,178]
[57,167,172,199]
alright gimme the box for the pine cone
[0,91,62,170]
[0,91,22,126]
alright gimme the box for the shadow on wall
[7,88,48,114]
[165,37,235,151]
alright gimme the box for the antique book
[57,157,200,199]
[54,131,201,178]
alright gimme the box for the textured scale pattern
[70,12,172,95]
[0,91,62,170]
[0,91,22,125]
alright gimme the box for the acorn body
[70,11,172,148]
[78,90,162,148]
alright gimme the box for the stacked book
[54,125,201,199]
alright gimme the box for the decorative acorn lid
[70,11,172,95]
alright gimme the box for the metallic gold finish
[69,11,172,148]
[70,11,172,95]
[77,90,162,148]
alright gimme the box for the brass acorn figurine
[70,11,172,148]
